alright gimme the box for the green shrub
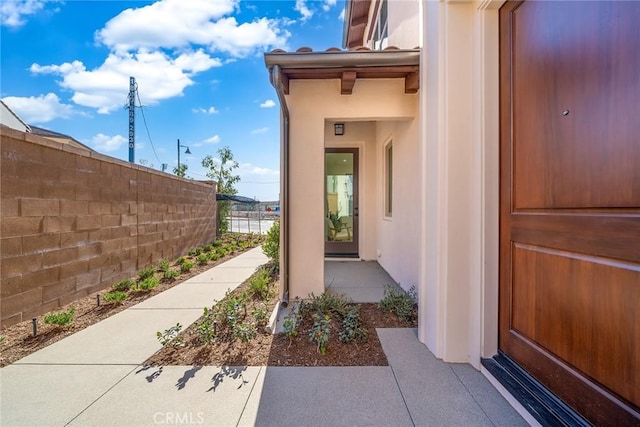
[113,278,134,292]
[233,322,257,343]
[176,257,186,266]
[157,259,170,273]
[300,292,350,318]
[157,323,184,347]
[339,306,367,343]
[180,261,194,273]
[196,306,218,345]
[203,244,214,253]
[44,308,75,327]
[197,254,209,266]
[138,277,159,291]
[251,304,268,325]
[0,335,6,344]
[103,291,128,304]
[262,219,279,264]
[138,267,155,281]
[309,313,331,355]
[248,269,270,300]
[379,285,418,323]
[163,269,179,281]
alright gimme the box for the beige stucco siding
[286,78,418,299]
[387,0,421,49]
[375,119,419,291]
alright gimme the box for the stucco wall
[375,119,419,291]
[286,78,418,299]
[1,127,217,328]
[387,0,421,48]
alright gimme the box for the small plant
[138,267,155,281]
[157,259,170,273]
[187,248,198,256]
[180,261,194,273]
[197,253,209,266]
[251,304,268,325]
[309,313,331,355]
[0,335,6,344]
[282,310,300,346]
[163,269,179,281]
[218,290,247,326]
[262,219,279,268]
[176,256,186,266]
[300,292,349,318]
[339,306,367,343]
[195,306,218,345]
[203,244,214,253]
[207,252,219,262]
[103,291,128,304]
[379,285,418,323]
[248,269,270,300]
[44,308,76,328]
[138,277,159,291]
[156,323,184,348]
[233,322,257,343]
[113,278,134,292]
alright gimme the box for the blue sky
[1,0,346,201]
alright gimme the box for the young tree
[173,163,188,178]
[202,146,240,233]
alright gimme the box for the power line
[135,87,162,165]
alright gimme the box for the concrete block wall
[1,127,217,328]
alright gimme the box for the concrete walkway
[1,247,528,426]
[325,260,403,303]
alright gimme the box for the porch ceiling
[264,47,420,95]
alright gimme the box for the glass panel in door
[325,148,358,256]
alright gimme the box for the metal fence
[226,201,279,234]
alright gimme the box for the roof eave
[264,49,420,70]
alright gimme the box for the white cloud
[1,0,46,28]
[323,0,337,12]
[239,163,279,177]
[295,0,313,21]
[89,133,126,152]
[192,106,219,115]
[96,0,289,57]
[30,50,222,113]
[2,93,73,124]
[251,127,269,135]
[259,99,275,108]
[204,134,221,144]
[339,7,345,21]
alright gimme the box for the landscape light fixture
[334,123,345,136]
[177,138,191,174]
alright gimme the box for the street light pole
[177,138,191,175]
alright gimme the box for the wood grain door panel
[499,1,640,425]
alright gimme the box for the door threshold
[324,254,360,261]
[481,352,589,426]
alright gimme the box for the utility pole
[128,76,136,163]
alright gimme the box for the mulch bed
[0,237,263,368]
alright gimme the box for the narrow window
[385,141,393,217]
[373,0,388,50]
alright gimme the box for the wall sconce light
[334,123,345,136]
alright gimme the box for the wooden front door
[499,1,640,425]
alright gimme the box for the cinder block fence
[1,126,217,328]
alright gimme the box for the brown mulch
[145,274,417,367]
[1,241,417,368]
[0,243,261,368]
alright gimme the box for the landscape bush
[379,285,418,323]
[44,308,75,328]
